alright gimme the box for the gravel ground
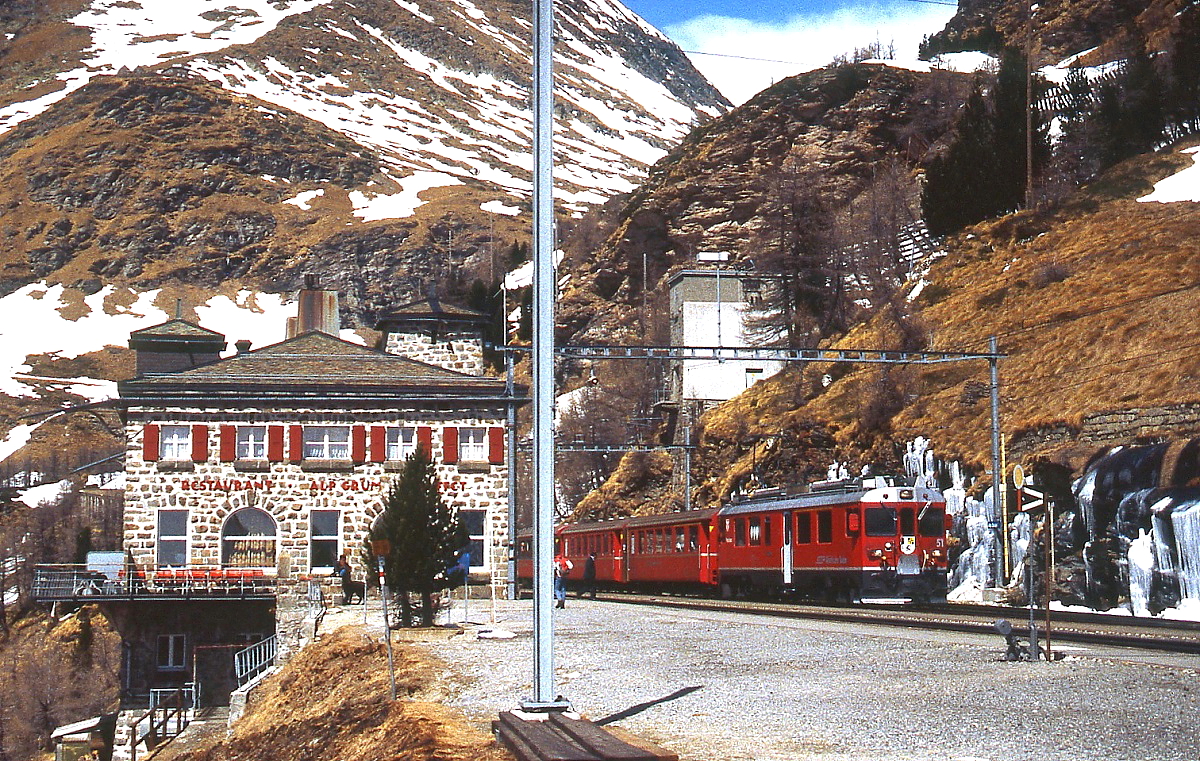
[408,597,1200,761]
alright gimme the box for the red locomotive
[517,476,950,604]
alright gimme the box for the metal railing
[234,635,277,686]
[31,564,276,602]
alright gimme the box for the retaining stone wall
[384,329,484,375]
[1008,403,1200,461]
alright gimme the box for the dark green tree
[1167,8,1200,135]
[367,447,466,627]
[922,83,998,235]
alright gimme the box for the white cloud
[667,3,957,105]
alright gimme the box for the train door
[897,506,919,576]
[781,510,793,585]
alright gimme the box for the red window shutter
[289,424,304,463]
[219,425,237,462]
[442,426,458,464]
[370,426,386,463]
[143,424,160,462]
[267,425,285,462]
[191,424,208,462]
[489,426,504,464]
[417,426,432,457]
[351,425,367,463]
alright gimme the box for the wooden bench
[494,711,677,761]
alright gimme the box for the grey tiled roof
[129,319,226,340]
[120,331,514,401]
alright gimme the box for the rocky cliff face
[557,63,970,345]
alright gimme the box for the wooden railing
[129,688,191,761]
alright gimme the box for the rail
[31,564,276,601]
[129,688,191,761]
[234,634,277,686]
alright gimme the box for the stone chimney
[286,274,340,338]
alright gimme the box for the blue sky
[622,0,960,104]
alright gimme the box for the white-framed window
[237,426,267,459]
[310,510,340,570]
[458,427,488,462]
[157,634,186,671]
[157,509,188,567]
[386,427,417,461]
[459,508,487,570]
[160,425,191,461]
[303,425,349,459]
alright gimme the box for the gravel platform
[412,598,1200,761]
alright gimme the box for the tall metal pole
[525,0,566,711]
[989,336,1004,588]
[506,348,518,601]
[1025,1,1035,209]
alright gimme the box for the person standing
[553,553,572,608]
[582,552,596,600]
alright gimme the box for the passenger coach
[518,476,950,604]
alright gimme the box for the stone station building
[40,282,523,708]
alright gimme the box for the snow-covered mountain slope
[0,0,728,210]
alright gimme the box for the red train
[517,476,950,603]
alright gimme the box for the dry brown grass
[173,627,511,761]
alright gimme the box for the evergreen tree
[1118,31,1165,157]
[922,83,999,235]
[367,447,466,627]
[1167,8,1200,135]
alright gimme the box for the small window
[796,513,812,544]
[237,426,267,460]
[919,506,946,537]
[817,510,833,544]
[304,426,349,459]
[310,510,340,570]
[458,427,488,461]
[735,519,747,547]
[160,425,191,461]
[763,517,772,546]
[689,525,699,552]
[674,527,685,552]
[459,508,487,569]
[900,507,916,536]
[157,510,188,566]
[157,634,186,671]
[386,427,417,461]
[748,517,761,545]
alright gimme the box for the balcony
[31,564,276,602]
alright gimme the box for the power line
[1002,340,1200,403]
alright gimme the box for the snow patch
[17,478,73,509]
[349,173,462,221]
[481,200,522,216]
[1137,146,1200,204]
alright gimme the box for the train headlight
[869,549,884,559]
[884,541,894,552]
[930,549,945,560]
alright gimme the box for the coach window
[763,516,772,546]
[865,508,897,536]
[689,525,699,551]
[157,510,188,567]
[817,510,833,544]
[222,508,277,568]
[160,425,191,461]
[310,510,340,571]
[748,517,761,545]
[796,513,812,544]
[735,518,747,547]
[919,506,946,536]
[899,507,916,536]
[675,527,686,552]
[237,426,267,460]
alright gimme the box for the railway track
[596,593,1200,655]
